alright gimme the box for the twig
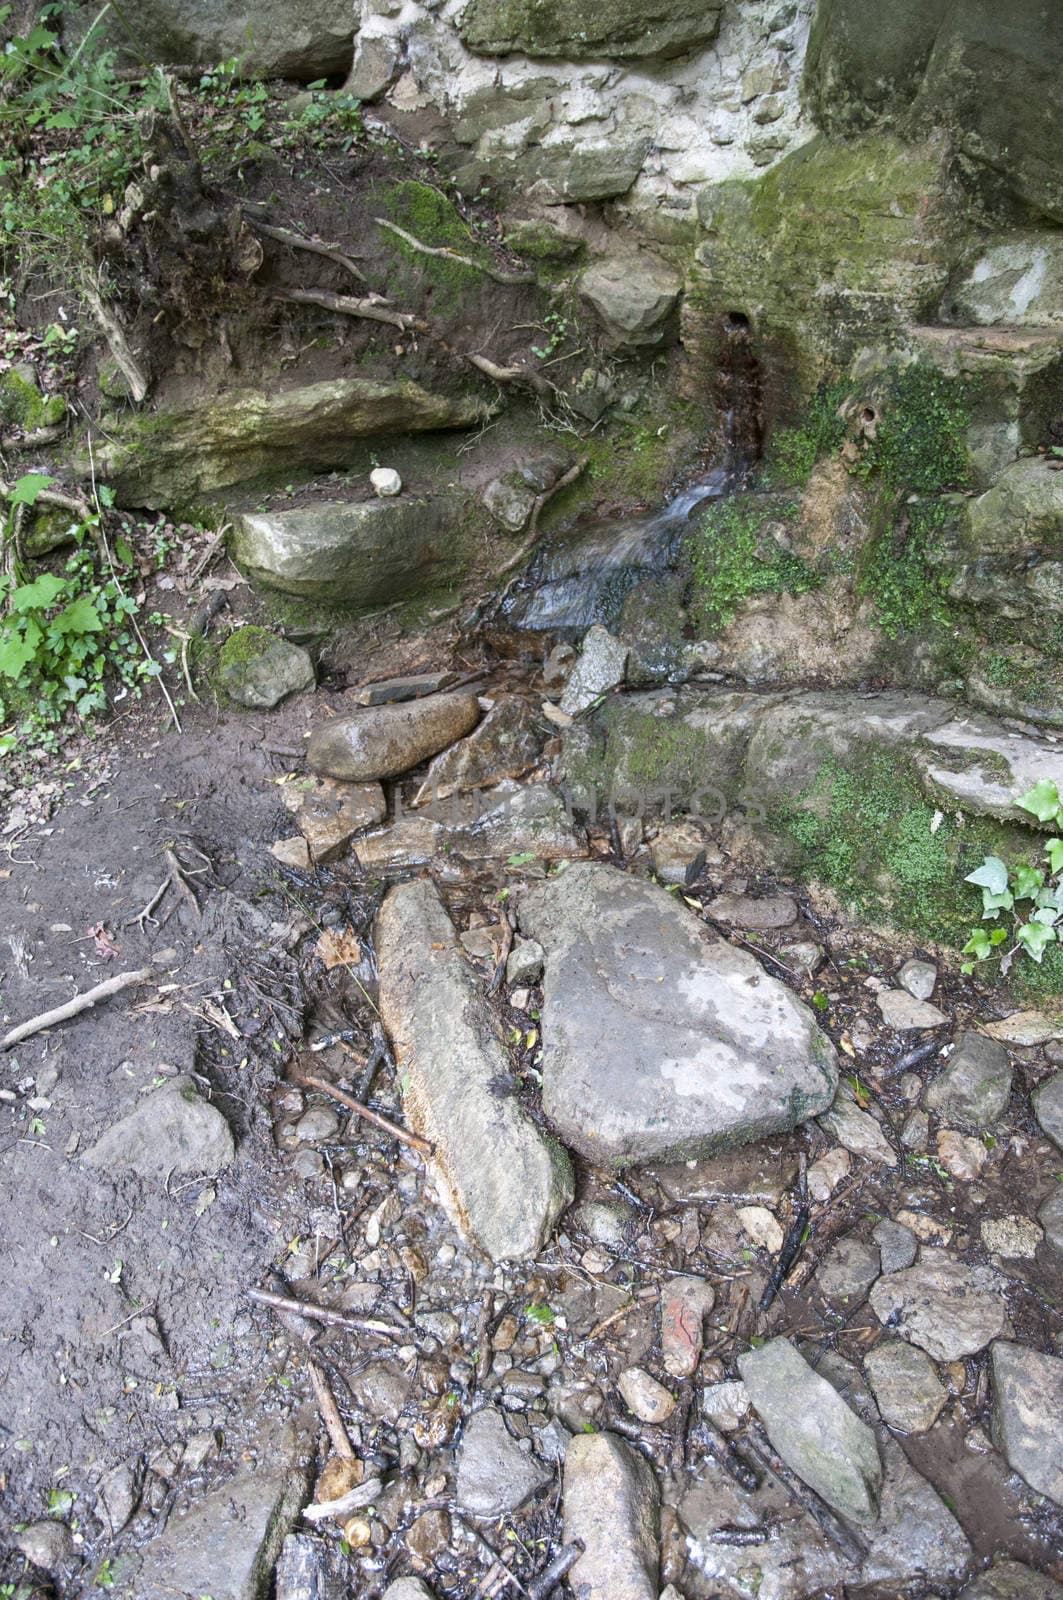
[248,217,367,284]
[189,522,231,583]
[247,1286,403,1339]
[298,1073,433,1157]
[474,1291,493,1389]
[759,1153,809,1312]
[467,351,552,401]
[526,1543,584,1600]
[374,216,535,286]
[124,877,169,930]
[2,949,176,1050]
[84,286,149,403]
[279,288,415,331]
[308,1358,355,1458]
[585,1297,638,1343]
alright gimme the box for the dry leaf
[316,927,362,971]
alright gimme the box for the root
[84,286,149,403]
[279,288,416,332]
[247,214,368,285]
[374,216,535,287]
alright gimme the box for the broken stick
[308,1358,355,1458]
[247,1286,403,1339]
[2,949,177,1051]
[298,1072,433,1157]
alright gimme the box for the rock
[816,1237,880,1305]
[950,233,1063,327]
[862,1434,972,1587]
[869,1253,1008,1361]
[661,1277,715,1378]
[459,0,722,60]
[984,1012,1063,1047]
[936,1128,988,1180]
[876,990,948,1030]
[737,1204,784,1254]
[618,1367,676,1424]
[819,1096,897,1166]
[991,1341,1063,1505]
[959,1563,1063,1600]
[377,878,572,1260]
[506,938,544,987]
[355,784,584,871]
[405,1510,451,1565]
[275,1534,328,1600]
[67,0,354,79]
[701,1380,751,1431]
[456,1407,550,1518]
[348,1362,411,1425]
[708,892,797,929]
[308,693,481,782]
[412,697,541,805]
[383,1581,437,1600]
[925,1032,1013,1128]
[873,1220,917,1274]
[355,672,459,706]
[1039,1186,1063,1253]
[14,1520,74,1572]
[649,1146,799,1208]
[482,477,539,531]
[98,380,487,507]
[370,466,402,497]
[280,775,385,864]
[232,497,465,610]
[1034,1072,1063,1149]
[981,1216,1043,1258]
[560,625,628,716]
[518,862,837,1168]
[781,939,823,977]
[649,820,710,885]
[808,1147,852,1201]
[899,959,937,1001]
[738,1338,882,1524]
[865,1340,946,1433]
[84,1074,234,1177]
[217,627,314,709]
[270,835,311,870]
[901,1108,930,1151]
[293,1107,340,1143]
[579,256,683,348]
[137,1420,313,1600]
[562,1431,659,1600]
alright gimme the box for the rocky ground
[1,600,1062,1600]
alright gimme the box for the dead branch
[488,455,590,606]
[374,216,535,286]
[84,287,149,403]
[2,948,177,1051]
[279,287,415,332]
[247,1286,403,1339]
[188,522,231,583]
[308,1359,355,1458]
[0,479,91,520]
[298,1072,433,1157]
[466,351,553,402]
[248,217,367,284]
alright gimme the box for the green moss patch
[759,379,850,490]
[376,181,492,306]
[687,495,818,634]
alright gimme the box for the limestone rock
[355,672,459,706]
[377,878,573,1260]
[876,989,947,1030]
[981,1216,1043,1259]
[518,862,837,1168]
[14,1520,74,1572]
[456,1408,549,1518]
[506,938,544,987]
[869,1253,1008,1361]
[925,1031,1013,1129]
[383,1581,437,1600]
[618,1367,676,1424]
[709,892,797,930]
[370,466,402,497]
[96,380,487,506]
[84,1074,235,1178]
[864,1340,946,1433]
[482,477,538,531]
[898,958,937,1000]
[280,774,386,864]
[872,1219,917,1273]
[579,256,683,348]
[308,693,480,782]
[1039,1186,1063,1254]
[562,1431,659,1600]
[739,1338,882,1524]
[412,697,542,805]
[816,1236,880,1305]
[63,0,354,79]
[560,625,628,716]
[959,1563,1063,1600]
[819,1096,897,1166]
[270,835,310,870]
[1034,1072,1063,1150]
[649,820,710,884]
[950,233,1063,328]
[460,0,723,60]
[356,784,584,871]
[217,626,314,709]
[991,1341,1063,1505]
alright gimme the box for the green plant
[283,86,364,151]
[858,363,972,495]
[962,780,1063,974]
[760,379,850,489]
[856,498,952,638]
[531,311,570,360]
[687,497,817,633]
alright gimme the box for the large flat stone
[83,1075,235,1178]
[518,862,837,1168]
[308,693,481,782]
[869,1252,1008,1361]
[459,0,722,60]
[356,783,585,871]
[412,696,542,806]
[990,1341,1063,1506]
[562,1432,659,1600]
[377,878,573,1260]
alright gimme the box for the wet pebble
[865,1340,946,1433]
[872,1219,917,1274]
[618,1366,676,1423]
[405,1510,451,1566]
[15,1519,74,1572]
[899,959,937,1001]
[293,1107,340,1142]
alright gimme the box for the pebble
[1038,1186,1063,1253]
[990,1341,1063,1505]
[807,1146,851,1201]
[925,1031,1013,1129]
[701,1379,751,1430]
[293,1107,340,1142]
[506,937,544,986]
[865,1340,946,1433]
[779,939,822,976]
[14,1520,74,1572]
[661,1275,715,1378]
[405,1509,451,1565]
[456,1407,549,1517]
[869,1254,1008,1361]
[370,466,402,496]
[936,1128,987,1179]
[899,959,938,1001]
[563,1431,660,1600]
[900,1109,930,1151]
[980,1215,1043,1258]
[736,1204,784,1253]
[574,1198,631,1248]
[816,1236,881,1304]
[708,891,797,929]
[560,625,628,716]
[819,1096,897,1166]
[271,835,311,870]
[983,1011,1062,1047]
[383,1581,437,1600]
[649,820,710,885]
[876,989,948,1030]
[618,1366,676,1424]
[872,1220,917,1274]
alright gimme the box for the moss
[857,496,953,638]
[0,368,66,431]
[859,363,973,495]
[759,379,851,490]
[686,495,818,634]
[376,180,492,307]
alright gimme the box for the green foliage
[377,180,490,302]
[856,497,952,638]
[759,380,850,489]
[687,497,817,634]
[283,86,364,151]
[961,781,1063,976]
[858,363,972,495]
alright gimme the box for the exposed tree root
[374,216,535,286]
[84,286,150,403]
[279,287,416,332]
[247,214,368,285]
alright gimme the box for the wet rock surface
[308,692,482,781]
[869,1253,1010,1361]
[990,1342,1063,1505]
[926,1031,1014,1127]
[563,1431,660,1600]
[456,1406,550,1517]
[412,695,541,804]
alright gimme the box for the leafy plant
[687,497,817,633]
[961,780,1063,974]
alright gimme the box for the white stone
[370,466,402,497]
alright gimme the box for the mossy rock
[23,505,80,558]
[0,366,66,432]
[215,626,315,709]
[458,0,723,60]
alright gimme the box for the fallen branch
[279,287,415,332]
[487,456,590,604]
[467,351,552,402]
[374,215,535,287]
[527,1542,584,1600]
[249,217,367,284]
[302,1477,382,1524]
[247,1286,403,1339]
[84,287,149,404]
[308,1358,355,1458]
[2,948,176,1050]
[298,1072,433,1157]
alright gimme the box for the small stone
[506,938,544,987]
[1038,1186,1063,1253]
[819,1096,897,1166]
[405,1510,451,1565]
[899,959,937,1001]
[807,1146,851,1201]
[293,1106,341,1143]
[739,1338,882,1524]
[563,1431,659,1600]
[649,820,709,885]
[456,1407,549,1517]
[936,1128,988,1180]
[925,1032,1013,1129]
[817,1236,880,1304]
[708,891,797,929]
[355,672,459,706]
[218,626,315,709]
[560,624,628,716]
[308,693,481,782]
[482,477,538,531]
[869,1253,1008,1361]
[661,1276,715,1378]
[780,939,823,976]
[876,990,948,1030]
[895,1209,953,1245]
[981,1215,1043,1258]
[383,1580,437,1600]
[983,1011,1062,1047]
[291,1148,324,1180]
[413,696,542,806]
[370,466,402,497]
[990,1341,1063,1505]
[271,835,311,870]
[84,1074,234,1178]
[14,1520,74,1572]
[959,1561,1063,1600]
[736,1204,784,1254]
[574,1198,631,1247]
[872,1220,917,1274]
[618,1366,676,1424]
[700,1379,751,1430]
[865,1340,946,1433]
[1034,1072,1063,1150]
[901,1109,930,1151]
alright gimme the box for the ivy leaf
[1016,921,1057,962]
[964,856,1008,895]
[1017,779,1063,824]
[962,929,992,961]
[981,887,1014,919]
[51,596,104,635]
[6,472,54,507]
[1011,863,1045,901]
[1046,838,1063,876]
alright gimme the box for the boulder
[94,379,488,506]
[377,878,573,1260]
[990,1341,1063,1505]
[518,862,837,1168]
[459,0,723,60]
[924,1031,1012,1128]
[948,233,1063,327]
[412,697,542,806]
[868,1252,1008,1361]
[63,0,354,78]
[217,626,314,708]
[279,775,385,864]
[579,257,683,349]
[84,1075,235,1178]
[308,693,481,782]
[562,1432,659,1600]
[356,783,584,871]
[738,1338,882,1524]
